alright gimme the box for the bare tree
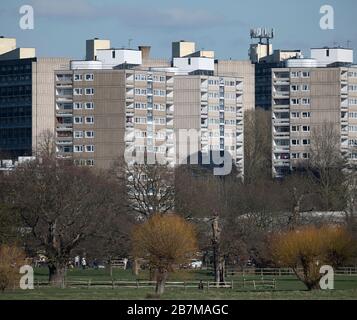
[244,108,272,184]
[4,157,122,286]
[309,121,347,210]
[114,160,175,219]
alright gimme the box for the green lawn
[1,268,357,300]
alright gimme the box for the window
[74,74,83,81]
[302,125,310,132]
[291,84,299,91]
[74,116,83,124]
[302,98,310,105]
[85,88,94,95]
[85,145,95,152]
[86,159,95,166]
[291,98,300,105]
[291,71,299,78]
[85,74,94,81]
[74,145,83,153]
[302,84,310,91]
[349,125,357,132]
[154,117,166,125]
[349,99,357,106]
[302,71,310,78]
[85,102,94,110]
[135,74,147,81]
[291,153,300,159]
[85,116,94,124]
[302,112,311,118]
[135,88,147,95]
[85,131,94,138]
[302,139,311,145]
[349,85,357,92]
[112,50,116,59]
[134,117,147,124]
[302,153,310,159]
[188,58,191,65]
[73,102,83,110]
[73,88,83,96]
[74,131,84,138]
[291,139,300,145]
[349,112,357,118]
[153,104,165,111]
[291,112,300,118]
[135,102,147,110]
[291,125,300,132]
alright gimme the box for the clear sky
[1,0,356,61]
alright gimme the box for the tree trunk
[218,258,226,285]
[213,243,220,285]
[132,258,140,276]
[48,263,66,288]
[155,269,168,296]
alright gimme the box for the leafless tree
[244,108,272,184]
[309,121,347,210]
[3,156,124,286]
[113,159,175,220]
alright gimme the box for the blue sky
[1,0,356,61]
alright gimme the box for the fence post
[253,280,256,290]
[231,280,234,290]
[112,279,114,289]
[136,280,139,289]
[184,281,186,291]
[243,278,245,288]
[88,279,91,289]
[207,281,209,291]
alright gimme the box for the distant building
[271,48,357,178]
[0,37,70,159]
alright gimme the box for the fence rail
[34,279,276,290]
[206,267,357,277]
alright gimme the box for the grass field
[1,268,357,300]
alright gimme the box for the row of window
[73,116,94,124]
[133,117,166,124]
[134,74,166,82]
[291,139,311,146]
[74,145,95,153]
[74,74,94,81]
[73,102,95,110]
[73,88,94,96]
[291,112,311,118]
[133,89,168,97]
[207,79,237,87]
[134,103,167,111]
[291,152,310,159]
[291,98,310,106]
[291,84,310,92]
[74,159,95,167]
[207,92,237,100]
[291,125,310,132]
[291,71,310,78]
[0,75,31,82]
[349,85,357,92]
[74,131,95,138]
[348,71,357,78]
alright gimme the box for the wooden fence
[206,267,357,277]
[34,279,276,290]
